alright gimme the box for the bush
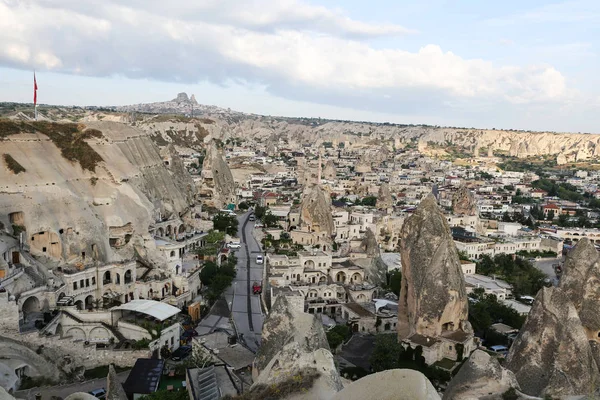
[213,213,238,236]
[3,153,26,174]
[326,325,351,350]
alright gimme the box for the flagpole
[33,71,38,121]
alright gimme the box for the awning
[112,299,180,321]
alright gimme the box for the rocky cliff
[253,295,343,399]
[505,286,600,397]
[0,120,195,266]
[451,186,477,216]
[397,194,471,339]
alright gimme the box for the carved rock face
[201,140,235,208]
[377,182,393,210]
[505,287,600,397]
[451,186,477,216]
[300,185,334,237]
[397,194,470,339]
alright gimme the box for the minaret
[317,148,322,185]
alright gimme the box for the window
[92,277,96,285]
[85,279,89,287]
[449,345,453,350]
[73,282,77,290]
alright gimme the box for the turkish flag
[34,73,38,105]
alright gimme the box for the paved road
[224,212,264,353]
[15,371,130,400]
[533,257,564,286]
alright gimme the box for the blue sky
[1,0,599,132]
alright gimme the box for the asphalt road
[533,256,564,286]
[14,371,130,400]
[224,212,264,353]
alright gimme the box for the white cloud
[0,0,572,112]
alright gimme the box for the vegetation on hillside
[0,120,104,171]
[3,153,26,174]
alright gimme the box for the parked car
[249,214,255,221]
[256,255,264,264]
[228,241,241,250]
[88,388,107,399]
[489,345,509,356]
[171,345,192,361]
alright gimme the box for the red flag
[34,73,38,106]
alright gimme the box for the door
[12,252,20,264]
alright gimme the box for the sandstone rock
[444,350,520,400]
[107,364,128,400]
[189,94,198,105]
[557,153,568,165]
[300,185,334,237]
[487,147,493,157]
[253,295,342,399]
[172,92,190,103]
[559,238,600,313]
[355,156,371,173]
[377,183,393,210]
[0,121,194,266]
[0,386,16,400]
[201,140,236,208]
[452,186,477,216]
[332,369,440,400]
[323,159,336,181]
[397,194,471,339]
[505,287,600,397]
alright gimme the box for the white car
[256,255,264,264]
[228,242,241,250]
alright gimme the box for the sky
[1,0,599,132]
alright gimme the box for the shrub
[3,153,26,174]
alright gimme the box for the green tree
[326,325,351,350]
[254,205,267,219]
[263,211,280,228]
[200,261,218,286]
[370,334,402,372]
[361,196,377,207]
[212,213,238,236]
[387,269,402,296]
[238,201,249,210]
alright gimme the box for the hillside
[3,95,600,164]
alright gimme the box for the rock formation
[559,238,599,310]
[452,186,477,216]
[505,286,600,397]
[397,194,471,339]
[377,182,393,210]
[487,147,493,157]
[557,152,568,165]
[444,350,520,400]
[355,155,371,173]
[299,185,335,237]
[323,159,336,181]
[0,121,193,266]
[332,369,441,400]
[253,295,343,399]
[106,364,128,400]
[200,140,236,208]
